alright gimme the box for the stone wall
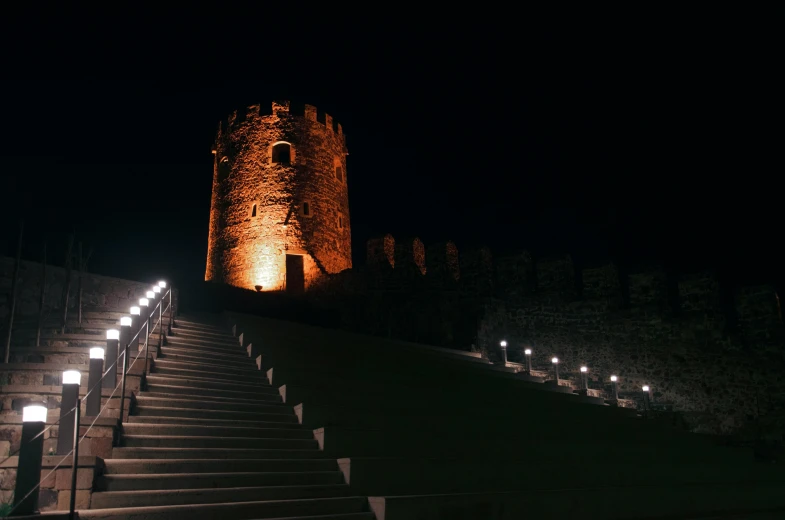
[0,255,177,328]
[305,235,785,436]
[206,100,352,292]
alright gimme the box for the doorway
[285,254,305,294]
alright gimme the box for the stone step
[120,435,318,449]
[121,423,312,439]
[128,414,298,428]
[111,447,325,460]
[96,470,344,491]
[145,381,282,401]
[153,358,259,375]
[159,341,248,359]
[104,458,338,475]
[170,319,228,333]
[159,344,248,362]
[133,405,297,422]
[134,393,291,413]
[151,364,269,385]
[158,348,255,368]
[164,336,246,354]
[90,483,353,508]
[169,329,239,345]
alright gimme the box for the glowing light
[580,366,588,373]
[500,341,507,348]
[158,281,167,288]
[90,347,105,360]
[524,349,532,355]
[23,405,47,423]
[106,329,120,340]
[146,291,155,299]
[551,357,559,364]
[642,385,650,392]
[62,370,81,385]
[153,286,161,294]
[610,375,618,382]
[130,306,141,316]
[139,298,149,307]
[120,316,132,327]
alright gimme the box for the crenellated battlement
[362,234,783,324]
[217,101,346,145]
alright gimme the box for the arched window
[272,142,291,164]
[251,204,257,217]
[335,166,343,181]
[218,156,230,181]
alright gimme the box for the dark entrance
[285,254,305,294]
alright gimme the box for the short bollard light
[579,366,589,394]
[610,375,619,400]
[158,280,166,288]
[499,340,508,365]
[57,370,81,455]
[145,290,155,302]
[524,348,532,373]
[130,306,142,353]
[642,385,651,412]
[551,357,560,384]
[139,298,150,346]
[13,405,47,515]
[86,348,105,416]
[153,285,161,295]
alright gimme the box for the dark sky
[1,7,782,288]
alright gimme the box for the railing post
[13,405,46,515]
[158,301,164,350]
[69,397,81,520]
[168,289,173,334]
[118,347,129,432]
[144,315,151,374]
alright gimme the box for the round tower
[205,100,351,292]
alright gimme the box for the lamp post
[57,370,81,455]
[104,327,120,389]
[499,340,508,365]
[13,405,47,515]
[129,306,141,353]
[642,385,651,412]
[579,366,589,395]
[524,349,532,374]
[86,348,104,416]
[610,375,619,400]
[551,357,560,384]
[138,298,150,350]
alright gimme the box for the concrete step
[169,330,239,345]
[145,381,282,401]
[111,447,325,460]
[90,483,353,508]
[164,336,246,353]
[158,348,255,368]
[170,319,228,333]
[152,358,259,375]
[96,470,345,491]
[151,364,269,385]
[134,393,291,413]
[159,341,248,359]
[121,423,312,439]
[104,458,338,475]
[120,435,318,449]
[133,405,297,423]
[128,414,299,428]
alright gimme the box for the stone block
[55,467,94,490]
[0,440,10,456]
[38,488,59,511]
[40,467,56,489]
[0,468,17,490]
[56,489,90,510]
[82,437,112,459]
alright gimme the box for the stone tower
[205,100,351,292]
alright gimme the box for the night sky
[1,7,782,289]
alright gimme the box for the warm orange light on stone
[205,100,352,292]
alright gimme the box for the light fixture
[90,347,105,360]
[500,340,507,348]
[139,298,149,306]
[551,356,560,384]
[580,366,588,373]
[610,375,618,382]
[153,286,161,294]
[524,349,532,355]
[130,306,141,316]
[62,370,81,385]
[120,316,132,327]
[146,290,155,299]
[610,375,619,400]
[551,357,559,364]
[158,281,166,288]
[106,329,120,340]
[642,385,650,392]
[23,405,47,423]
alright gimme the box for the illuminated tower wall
[205,100,351,292]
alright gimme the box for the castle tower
[205,100,351,292]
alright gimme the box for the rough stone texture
[303,236,785,436]
[205,101,352,291]
[0,255,178,328]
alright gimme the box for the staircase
[82,316,373,520]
